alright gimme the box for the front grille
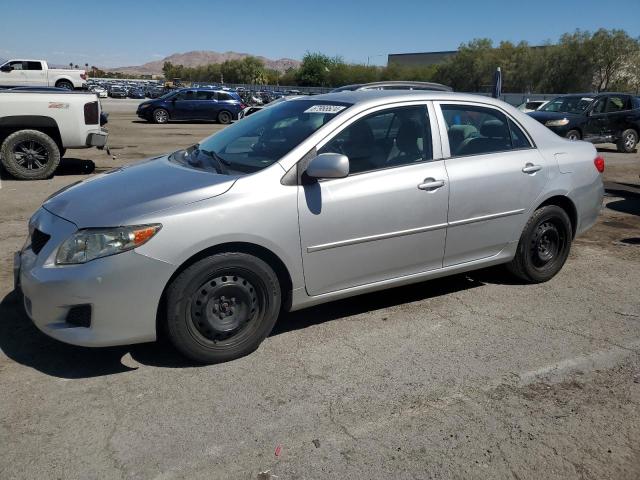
[31,229,51,255]
[66,305,92,328]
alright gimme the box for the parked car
[108,86,127,98]
[16,90,603,363]
[0,89,107,179]
[93,86,108,98]
[0,59,87,90]
[136,88,245,124]
[528,93,640,152]
[128,88,145,99]
[516,100,549,112]
[332,81,452,93]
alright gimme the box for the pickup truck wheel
[153,108,169,124]
[0,130,61,180]
[616,129,638,153]
[507,205,572,283]
[565,130,580,141]
[217,110,232,124]
[166,252,281,364]
[55,80,73,90]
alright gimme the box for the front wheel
[616,129,638,153]
[565,129,580,141]
[166,252,281,363]
[153,108,169,124]
[507,205,572,283]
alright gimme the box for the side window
[319,105,431,175]
[217,92,233,101]
[606,95,628,112]
[508,119,532,149]
[26,62,42,70]
[591,98,607,114]
[9,61,25,70]
[441,104,514,157]
[194,90,214,100]
[174,92,188,101]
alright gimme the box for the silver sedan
[16,90,604,363]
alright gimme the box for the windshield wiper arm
[200,149,231,175]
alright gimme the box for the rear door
[25,61,46,86]
[602,94,632,138]
[435,101,551,266]
[298,103,450,295]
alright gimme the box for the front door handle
[418,178,446,191]
[522,163,542,174]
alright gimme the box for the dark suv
[528,93,640,153]
[136,88,245,124]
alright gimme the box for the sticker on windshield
[304,105,346,114]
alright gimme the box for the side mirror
[0,65,12,72]
[305,153,349,180]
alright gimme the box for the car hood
[528,110,583,123]
[43,155,237,228]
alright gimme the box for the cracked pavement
[0,99,639,479]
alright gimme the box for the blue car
[136,88,245,124]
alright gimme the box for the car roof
[288,89,508,109]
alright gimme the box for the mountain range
[106,51,300,75]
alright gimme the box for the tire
[153,108,169,124]
[217,110,232,124]
[616,129,638,153]
[166,252,281,363]
[565,129,580,141]
[55,80,73,90]
[0,129,61,180]
[507,205,573,283]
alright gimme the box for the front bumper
[17,208,176,347]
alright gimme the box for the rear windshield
[171,99,352,175]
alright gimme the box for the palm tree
[69,62,73,68]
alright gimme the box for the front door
[0,61,29,87]
[583,96,608,140]
[298,104,449,296]
[171,90,197,120]
[436,102,551,266]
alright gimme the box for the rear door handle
[418,178,446,191]
[522,163,542,174]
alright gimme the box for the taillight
[84,101,99,125]
[80,73,87,80]
[594,156,605,173]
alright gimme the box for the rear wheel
[0,129,61,180]
[565,130,580,141]
[55,80,73,90]
[616,129,638,153]
[153,108,169,124]
[166,252,281,363]
[217,110,232,124]
[507,205,572,283]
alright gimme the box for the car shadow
[0,267,515,379]
[605,182,640,217]
[54,158,96,176]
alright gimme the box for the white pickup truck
[0,60,87,90]
[0,89,108,179]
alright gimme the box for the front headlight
[56,224,161,265]
[545,118,570,127]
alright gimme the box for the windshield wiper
[200,149,231,175]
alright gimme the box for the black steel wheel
[217,110,232,124]
[508,205,572,283]
[0,129,61,180]
[166,252,281,363]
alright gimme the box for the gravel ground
[0,98,639,480]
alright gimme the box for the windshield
[539,96,595,114]
[170,99,351,175]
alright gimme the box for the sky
[1,0,640,68]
